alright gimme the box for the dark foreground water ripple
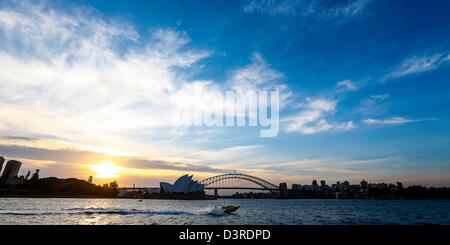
[0,198,449,225]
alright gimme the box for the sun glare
[91,162,122,178]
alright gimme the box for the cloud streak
[0,143,229,174]
[362,117,429,125]
[337,79,357,91]
[383,53,450,80]
[284,98,355,134]
[243,0,372,22]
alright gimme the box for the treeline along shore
[0,177,119,198]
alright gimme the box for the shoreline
[1,195,449,200]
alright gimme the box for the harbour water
[0,198,449,225]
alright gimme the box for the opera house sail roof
[160,174,204,194]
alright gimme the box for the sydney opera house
[160,174,204,194]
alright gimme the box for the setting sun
[91,162,122,178]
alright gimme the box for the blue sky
[0,0,449,186]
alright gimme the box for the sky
[0,0,449,187]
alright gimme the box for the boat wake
[0,207,227,216]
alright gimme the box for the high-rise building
[0,156,5,175]
[279,183,288,198]
[1,160,22,180]
[361,180,368,191]
[88,176,93,184]
[343,180,350,191]
[312,180,318,186]
[320,180,326,187]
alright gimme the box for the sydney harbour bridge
[199,173,279,196]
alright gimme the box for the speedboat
[223,205,240,214]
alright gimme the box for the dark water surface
[0,198,449,225]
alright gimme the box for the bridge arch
[199,173,279,193]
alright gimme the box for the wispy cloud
[362,117,427,125]
[227,52,292,108]
[171,145,264,165]
[284,98,355,134]
[354,94,390,116]
[383,52,450,80]
[240,156,408,180]
[243,0,298,16]
[336,79,357,91]
[243,0,372,22]
[369,94,390,101]
[345,157,407,165]
[303,167,362,174]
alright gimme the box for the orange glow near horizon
[90,162,123,178]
